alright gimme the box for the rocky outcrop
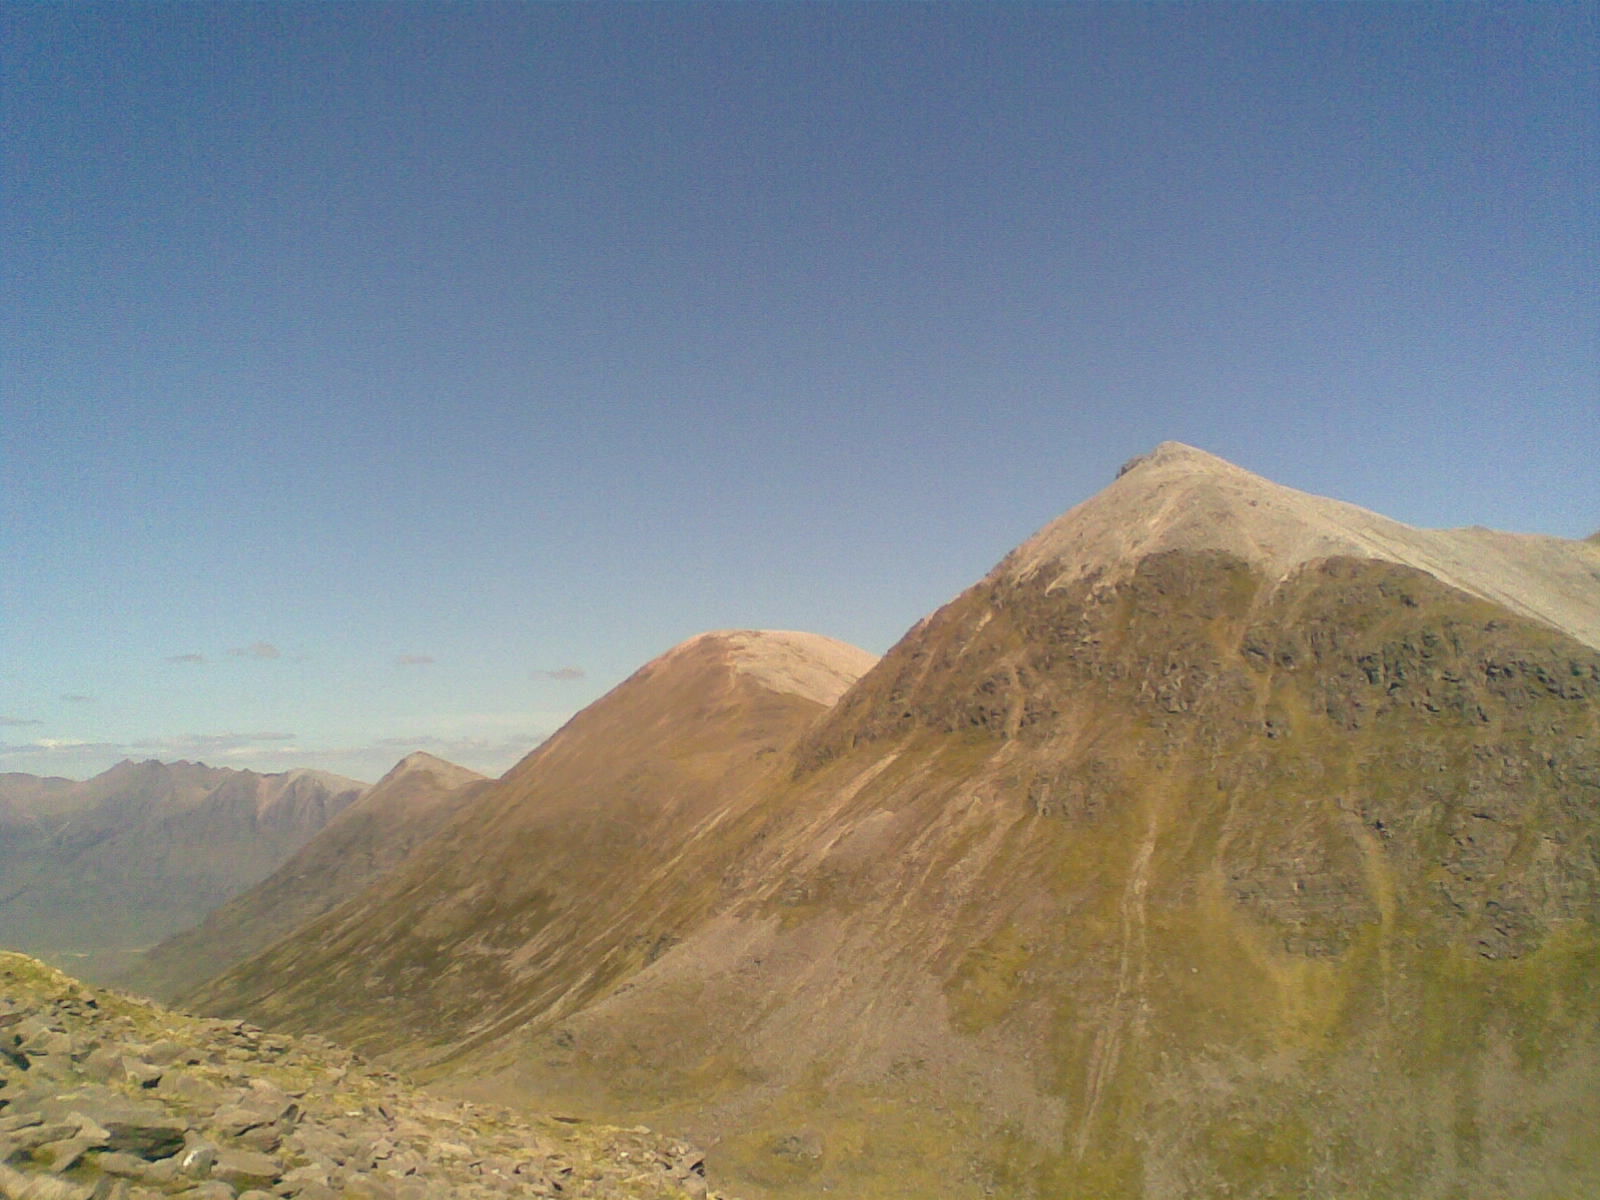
[0,953,716,1199]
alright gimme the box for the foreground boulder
[0,952,717,1199]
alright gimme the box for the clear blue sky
[3,2,1595,781]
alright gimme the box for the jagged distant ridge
[0,760,363,984]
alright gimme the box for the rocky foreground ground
[0,953,718,1200]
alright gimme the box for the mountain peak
[373,751,484,790]
[1000,443,1600,649]
[395,750,456,771]
[678,629,878,706]
[1114,439,1233,478]
[278,767,367,790]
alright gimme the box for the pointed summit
[189,628,875,1050]
[175,452,1599,1200]
[374,750,485,791]
[496,629,878,784]
[1113,438,1234,477]
[664,629,877,706]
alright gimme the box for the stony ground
[0,953,717,1200]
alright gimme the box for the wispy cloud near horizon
[0,738,121,759]
[229,641,281,660]
[0,731,299,769]
[132,731,297,753]
[531,666,585,681]
[396,654,435,666]
[0,715,44,726]
[165,652,206,664]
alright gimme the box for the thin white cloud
[376,733,540,754]
[0,738,120,757]
[0,722,552,783]
[396,654,436,666]
[0,731,302,781]
[132,731,297,754]
[531,666,586,681]
[0,739,125,780]
[60,694,95,703]
[0,715,44,726]
[229,641,281,660]
[166,652,206,664]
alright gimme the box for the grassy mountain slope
[188,632,876,1059]
[474,549,1596,1200]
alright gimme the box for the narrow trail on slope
[1075,804,1158,1157]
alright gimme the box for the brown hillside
[188,631,876,1057]
[455,451,1600,1199]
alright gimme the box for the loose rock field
[0,953,715,1200]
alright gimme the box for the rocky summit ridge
[684,631,876,708]
[1005,441,1600,650]
[0,952,719,1200]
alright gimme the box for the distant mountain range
[33,444,1599,1200]
[122,751,487,1001]
[0,759,363,983]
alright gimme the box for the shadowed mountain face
[0,760,363,984]
[187,447,1600,1200]
[122,751,488,1002]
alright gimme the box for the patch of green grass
[710,1079,1006,1200]
[945,922,1033,1033]
[1205,1111,1314,1195]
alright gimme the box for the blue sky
[3,2,1595,782]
